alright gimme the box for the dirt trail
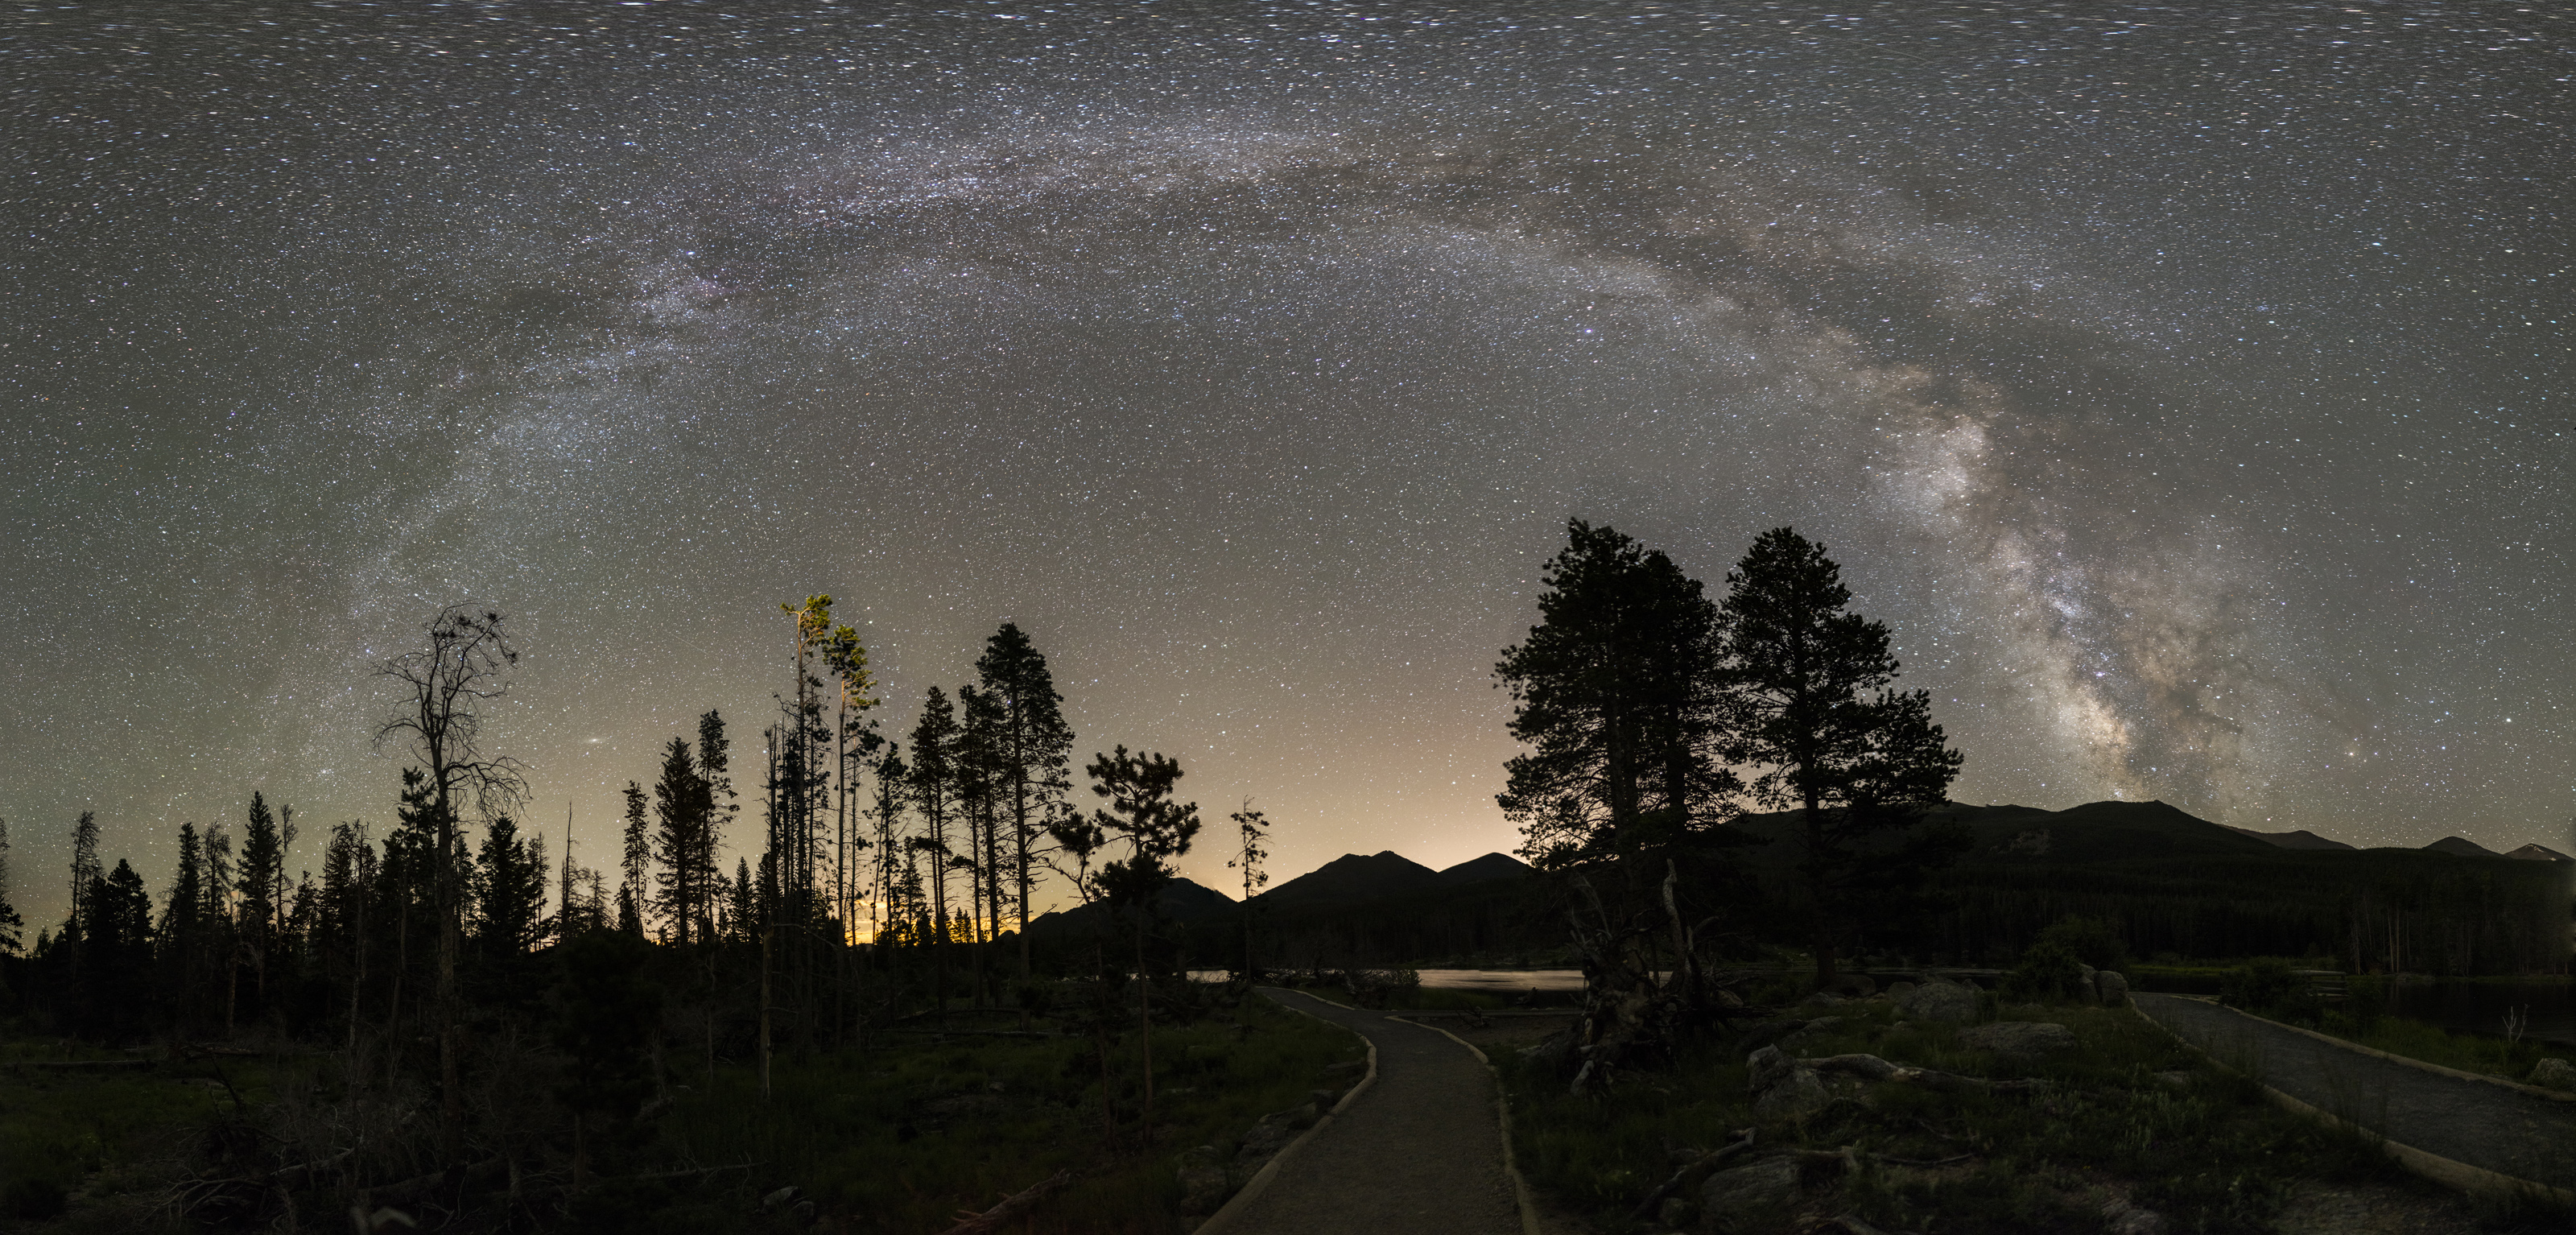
[2133,993,2576,1191]
[1200,989,1524,1235]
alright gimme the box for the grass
[0,1043,309,1227]
[566,989,1361,1234]
[1501,998,2467,1234]
[1,991,1357,1234]
[2289,1010,2565,1085]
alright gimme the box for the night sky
[5,1,2568,925]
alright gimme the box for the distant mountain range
[2227,824,2570,862]
[1728,799,2572,867]
[1021,847,1534,939]
[1254,849,1533,910]
[1018,803,2565,945]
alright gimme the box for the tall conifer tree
[975,623,1075,980]
[1717,527,1965,987]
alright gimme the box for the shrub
[2030,915,2132,973]
[2219,959,2322,1022]
[2002,937,2087,1002]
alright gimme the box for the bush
[2030,915,2131,973]
[2002,937,2087,1002]
[2219,959,2322,1022]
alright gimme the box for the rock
[761,1186,803,1212]
[1799,990,1849,1008]
[2152,1069,2194,1089]
[1959,1021,2078,1061]
[1711,987,1746,1010]
[2100,1196,2165,1234]
[1885,981,1918,1000]
[1898,979,1980,1024]
[2095,969,2130,1007]
[1310,1088,1339,1109]
[1775,1017,1846,1054]
[2529,1058,2576,1091]
[1744,1045,1796,1094]
[1657,1196,1695,1229]
[1752,1068,1828,1117]
[1700,1156,1800,1221]
[2077,964,2102,1004]
[1235,1121,1294,1163]
[1748,1044,1830,1116]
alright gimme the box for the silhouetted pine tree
[975,623,1075,981]
[619,783,650,940]
[908,688,961,1013]
[0,816,22,961]
[1719,527,1966,988]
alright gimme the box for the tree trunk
[1803,780,1836,989]
[1137,914,1154,1144]
[759,925,774,1100]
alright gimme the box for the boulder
[1711,986,1746,1010]
[1700,1156,1800,1221]
[2529,1058,2576,1092]
[1798,990,1849,1009]
[1747,1043,1829,1116]
[1744,1045,1795,1093]
[1885,981,1918,1000]
[1752,1068,1829,1117]
[1656,1195,1695,1229]
[1898,979,1980,1024]
[2077,964,2102,1004]
[1775,1016,1845,1054]
[2094,969,2130,1007]
[1959,1020,2078,1061]
[2099,1196,2166,1234]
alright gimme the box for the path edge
[2150,993,2576,1104]
[1393,1016,1546,1235]
[2128,996,2576,1207]
[1191,989,1381,1235]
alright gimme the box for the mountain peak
[2424,836,2503,858]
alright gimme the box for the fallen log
[935,1168,1076,1235]
[1627,1128,1756,1221]
[1799,1053,2048,1094]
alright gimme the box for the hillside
[1022,876,1236,940]
[1253,850,1441,910]
[1724,799,2570,975]
[2224,825,2358,851]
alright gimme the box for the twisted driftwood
[935,1168,1076,1235]
[1799,1053,2048,1094]
[1626,1127,1757,1221]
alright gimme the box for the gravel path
[1203,989,1524,1235]
[2133,993,2576,1190]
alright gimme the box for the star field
[3,1,2568,922]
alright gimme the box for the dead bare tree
[373,605,528,1166]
